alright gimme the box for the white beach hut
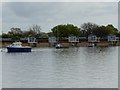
[88,34,99,43]
[68,36,79,43]
[28,36,37,43]
[48,36,57,43]
[108,35,119,42]
[68,35,79,46]
[28,36,37,47]
[48,35,57,47]
[107,35,119,45]
[88,34,100,47]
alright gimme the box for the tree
[106,24,118,35]
[22,30,37,37]
[92,24,118,38]
[7,27,23,40]
[81,22,98,36]
[51,24,80,38]
[93,26,110,38]
[2,33,11,38]
[116,31,120,37]
[8,28,22,35]
[80,30,87,37]
[29,24,41,37]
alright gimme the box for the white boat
[55,43,63,49]
[88,43,95,47]
[6,41,32,52]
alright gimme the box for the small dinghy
[55,43,63,49]
[88,43,95,47]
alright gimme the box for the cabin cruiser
[6,41,31,52]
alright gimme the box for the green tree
[51,24,80,38]
[106,24,118,35]
[81,22,98,36]
[93,24,118,38]
[116,31,120,37]
[7,27,23,40]
[9,28,22,34]
[93,26,110,38]
[22,30,36,37]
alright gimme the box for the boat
[88,43,95,47]
[55,43,63,49]
[6,41,32,52]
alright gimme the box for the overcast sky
[2,2,118,33]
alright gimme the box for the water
[2,47,118,88]
[0,49,2,89]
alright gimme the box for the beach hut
[88,34,100,46]
[48,35,57,47]
[48,36,57,43]
[28,36,37,47]
[107,35,119,45]
[68,35,79,46]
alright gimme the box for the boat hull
[88,43,95,47]
[7,47,31,52]
[56,46,62,49]
[55,44,63,49]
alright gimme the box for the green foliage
[22,30,37,37]
[9,28,22,35]
[2,23,119,40]
[106,24,118,35]
[40,34,48,38]
[2,33,12,38]
[51,24,80,37]
[81,22,98,36]
[2,28,23,39]
[116,31,120,37]
[93,26,110,38]
[92,24,118,38]
[80,23,118,38]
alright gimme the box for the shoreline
[1,41,120,48]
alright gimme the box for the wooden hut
[107,35,119,45]
[48,36,57,47]
[28,36,37,47]
[88,34,100,46]
[68,35,79,46]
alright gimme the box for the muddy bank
[1,41,120,48]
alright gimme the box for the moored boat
[55,43,63,49]
[6,41,32,52]
[88,43,95,47]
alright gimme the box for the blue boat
[6,41,32,52]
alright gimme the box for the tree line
[2,25,47,40]
[2,22,120,40]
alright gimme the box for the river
[2,47,118,88]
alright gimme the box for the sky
[1,1,119,34]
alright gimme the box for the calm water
[2,47,118,88]
[0,49,2,89]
